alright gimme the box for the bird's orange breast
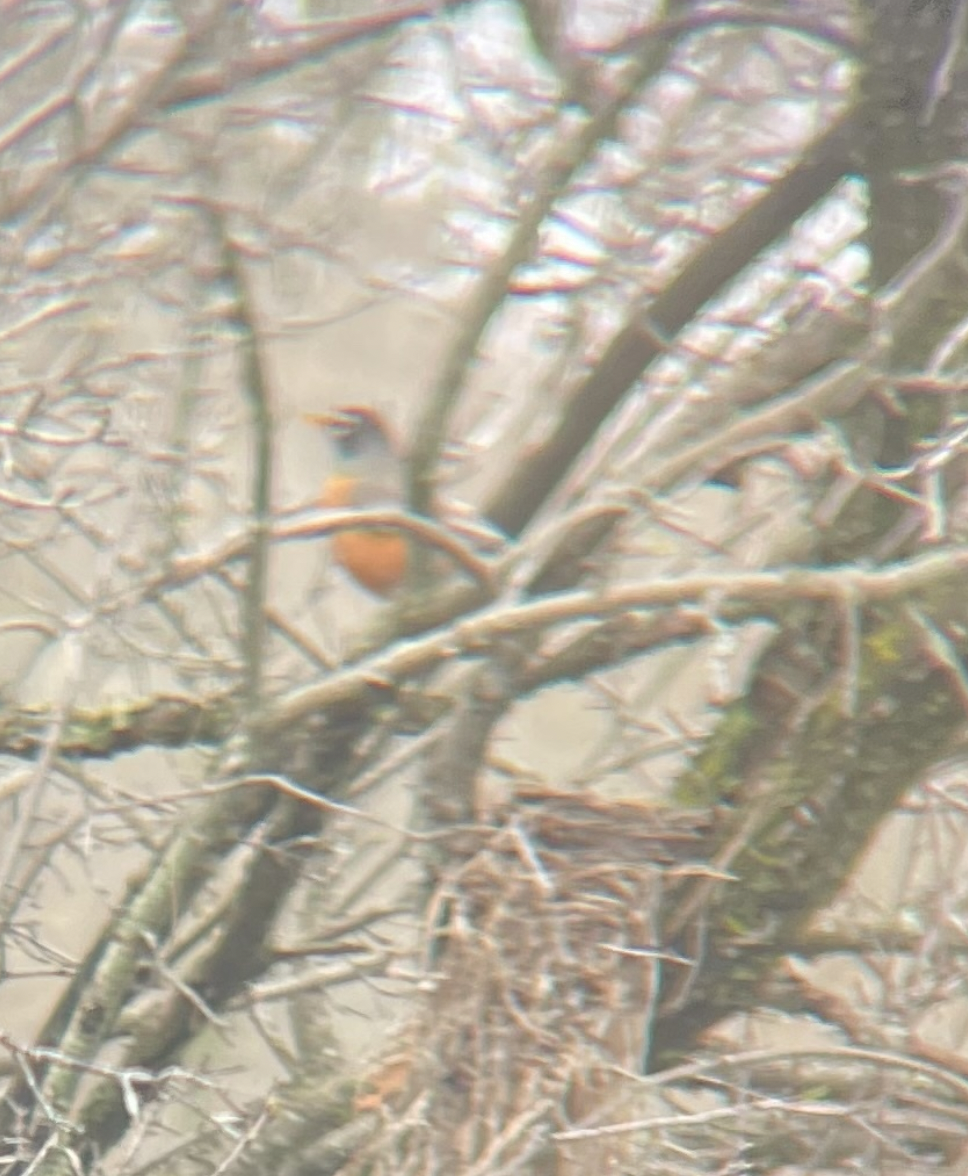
[332,529,409,596]
[321,473,409,596]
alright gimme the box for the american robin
[308,405,411,596]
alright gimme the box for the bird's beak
[305,410,357,431]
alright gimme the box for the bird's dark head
[307,406,393,462]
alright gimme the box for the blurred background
[2,2,968,1174]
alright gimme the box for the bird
[307,405,411,596]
